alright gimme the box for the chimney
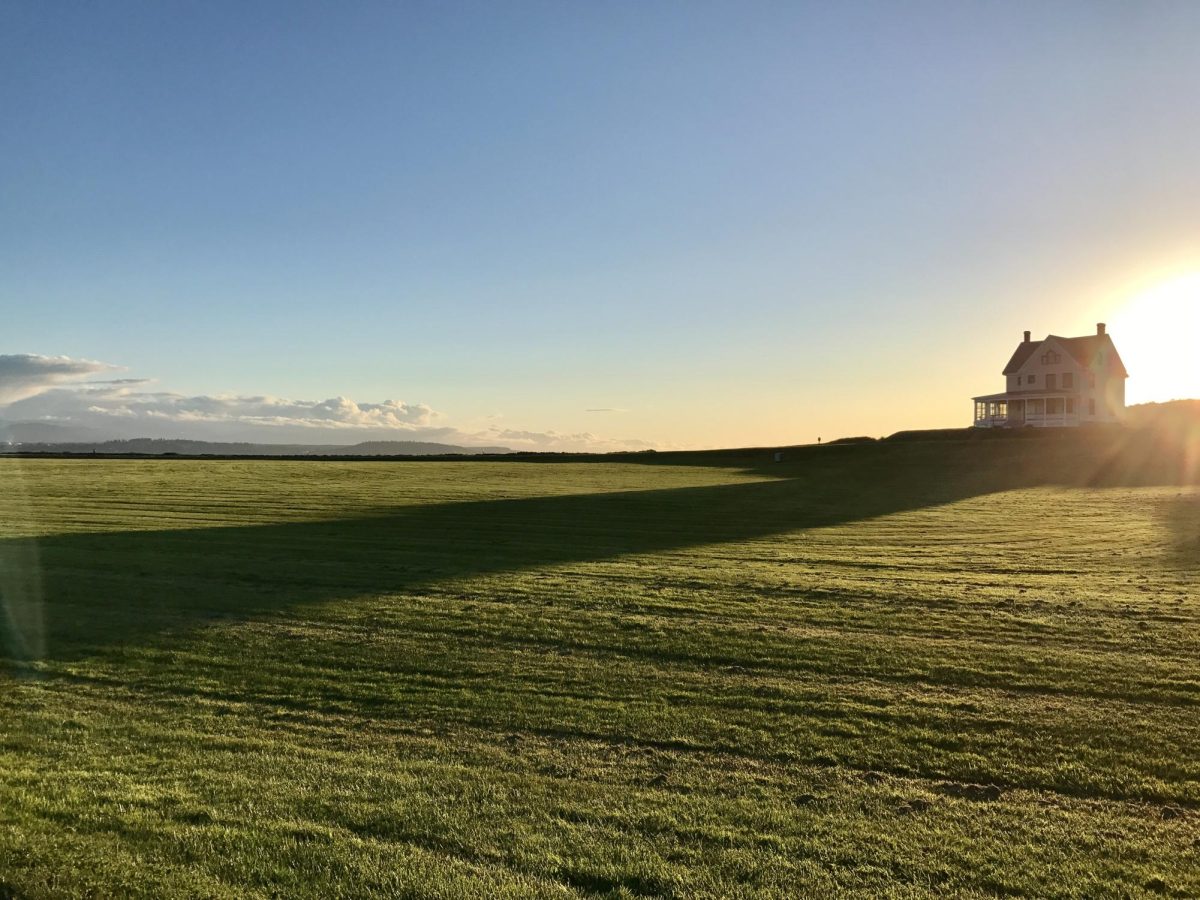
[1097,322,1106,336]
[1023,330,1031,343]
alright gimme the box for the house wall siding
[1009,339,1084,394]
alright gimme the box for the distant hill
[1124,399,1200,429]
[2,437,511,456]
[0,421,120,444]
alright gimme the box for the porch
[972,392,1082,428]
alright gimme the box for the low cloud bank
[484,428,654,454]
[0,356,653,452]
[4,385,444,444]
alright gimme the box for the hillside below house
[972,324,1127,428]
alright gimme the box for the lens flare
[1108,272,1200,405]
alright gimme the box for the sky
[3,0,1199,450]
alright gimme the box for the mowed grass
[1,439,1198,898]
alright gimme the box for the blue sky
[3,1,1199,449]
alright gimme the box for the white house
[972,324,1127,428]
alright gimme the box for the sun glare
[1107,272,1200,405]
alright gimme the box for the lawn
[1,436,1198,897]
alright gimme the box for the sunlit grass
[0,444,1198,897]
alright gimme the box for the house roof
[1002,342,1039,374]
[1002,333,1128,377]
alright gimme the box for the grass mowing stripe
[1,445,1198,896]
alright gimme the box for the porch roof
[972,390,1082,402]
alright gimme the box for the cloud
[0,354,119,405]
[5,385,439,439]
[2,354,657,452]
[475,427,654,453]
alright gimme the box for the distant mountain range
[0,435,511,457]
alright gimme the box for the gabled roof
[1002,342,1039,375]
[1002,332,1128,377]
[1055,334,1128,377]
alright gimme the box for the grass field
[1,436,1199,897]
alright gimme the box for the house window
[1047,398,1064,415]
[1063,372,1074,389]
[1089,399,1096,415]
[1026,374,1036,384]
[1046,374,1057,390]
[1066,398,1076,414]
[1041,351,1061,364]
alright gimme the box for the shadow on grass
[2,432,1196,663]
[1163,493,1200,570]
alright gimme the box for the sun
[1107,272,1200,405]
